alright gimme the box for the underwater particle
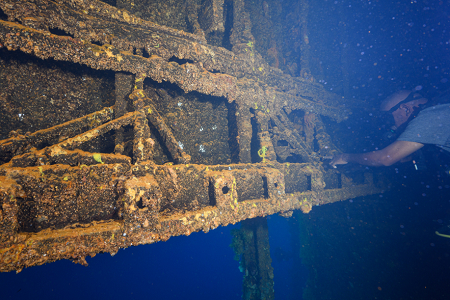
[212,125,217,130]
[36,215,48,223]
[199,145,205,152]
[199,127,203,132]
[178,102,182,107]
[178,141,184,149]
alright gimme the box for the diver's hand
[329,153,349,168]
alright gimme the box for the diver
[329,89,450,168]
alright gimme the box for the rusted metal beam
[0,106,115,161]
[0,0,348,122]
[232,217,275,300]
[0,159,384,273]
[199,0,225,34]
[0,0,386,275]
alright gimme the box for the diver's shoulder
[421,103,450,112]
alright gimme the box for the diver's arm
[330,140,424,167]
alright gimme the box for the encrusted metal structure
[0,0,386,275]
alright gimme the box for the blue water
[296,166,450,299]
[0,225,243,300]
[2,0,450,299]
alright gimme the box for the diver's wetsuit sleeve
[397,104,450,152]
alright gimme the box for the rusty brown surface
[0,155,385,272]
[0,0,347,120]
[199,0,225,35]
[231,217,275,300]
[0,0,386,273]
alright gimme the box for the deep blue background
[0,216,305,300]
[1,224,243,300]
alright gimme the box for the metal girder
[0,0,348,121]
[0,152,384,272]
[0,0,386,273]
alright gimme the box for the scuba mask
[377,92,426,142]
